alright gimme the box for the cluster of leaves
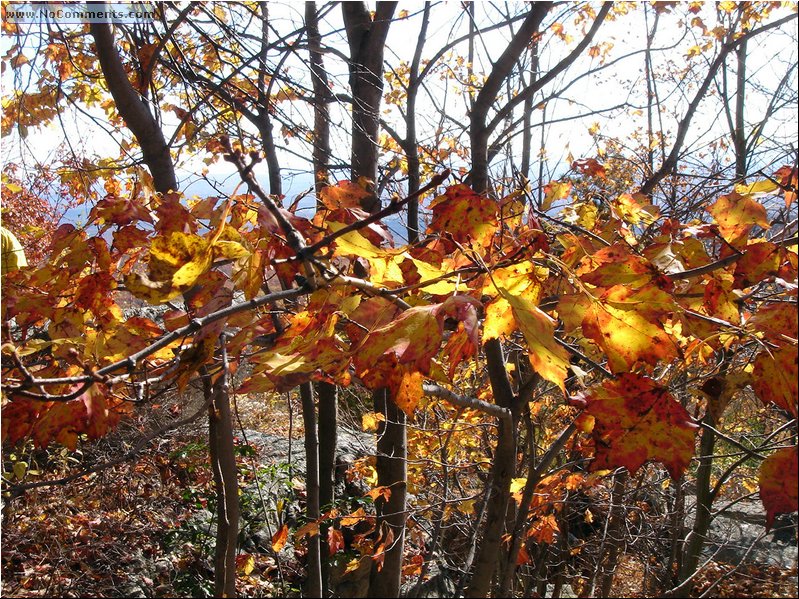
[2,150,797,534]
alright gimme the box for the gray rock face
[686,496,799,569]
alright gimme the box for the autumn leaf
[584,374,698,479]
[295,521,320,540]
[362,411,385,432]
[427,184,498,248]
[353,305,443,391]
[235,553,256,575]
[571,158,606,179]
[576,243,658,288]
[393,370,425,415]
[560,284,677,373]
[340,507,368,527]
[328,528,345,556]
[271,524,289,552]
[498,288,569,391]
[759,447,798,531]
[706,193,769,246]
[319,180,372,209]
[752,346,798,417]
[542,181,572,211]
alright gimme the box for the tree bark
[468,3,552,193]
[306,5,336,594]
[342,1,398,211]
[89,22,177,194]
[300,382,323,597]
[465,338,520,598]
[205,362,239,598]
[368,388,408,598]
[403,2,431,243]
[679,414,716,584]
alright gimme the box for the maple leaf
[747,302,798,340]
[560,285,677,373]
[542,181,572,211]
[319,180,372,209]
[733,241,782,288]
[758,447,798,531]
[576,243,658,288]
[571,158,606,179]
[706,193,769,246]
[427,184,498,248]
[353,306,442,381]
[498,288,569,392]
[584,374,698,479]
[752,346,798,417]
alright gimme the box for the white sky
[1,1,797,234]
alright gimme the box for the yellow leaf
[734,179,780,196]
[499,288,569,391]
[236,554,255,575]
[171,250,213,287]
[542,181,572,211]
[510,477,527,494]
[458,499,476,515]
[361,411,385,432]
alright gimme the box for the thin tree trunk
[342,1,398,210]
[465,338,519,598]
[204,354,239,599]
[300,382,323,597]
[733,40,748,181]
[257,4,282,196]
[679,414,716,583]
[368,388,408,598]
[307,5,336,594]
[595,470,628,598]
[403,1,430,243]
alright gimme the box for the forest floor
[1,390,797,598]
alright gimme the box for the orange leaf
[271,524,289,552]
[564,284,677,373]
[295,521,320,541]
[427,184,498,248]
[706,193,769,246]
[365,486,392,502]
[759,447,798,531]
[571,158,606,179]
[328,528,345,556]
[319,180,372,210]
[584,374,698,479]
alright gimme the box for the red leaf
[759,447,798,531]
[584,374,698,479]
[571,158,607,179]
[328,528,345,556]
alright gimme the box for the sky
[1,1,797,238]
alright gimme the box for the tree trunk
[368,388,408,598]
[594,470,628,598]
[307,5,336,594]
[342,1,398,210]
[205,363,240,598]
[465,338,519,598]
[90,22,177,194]
[679,415,716,584]
[403,1,430,243]
[300,383,323,597]
[257,3,282,196]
